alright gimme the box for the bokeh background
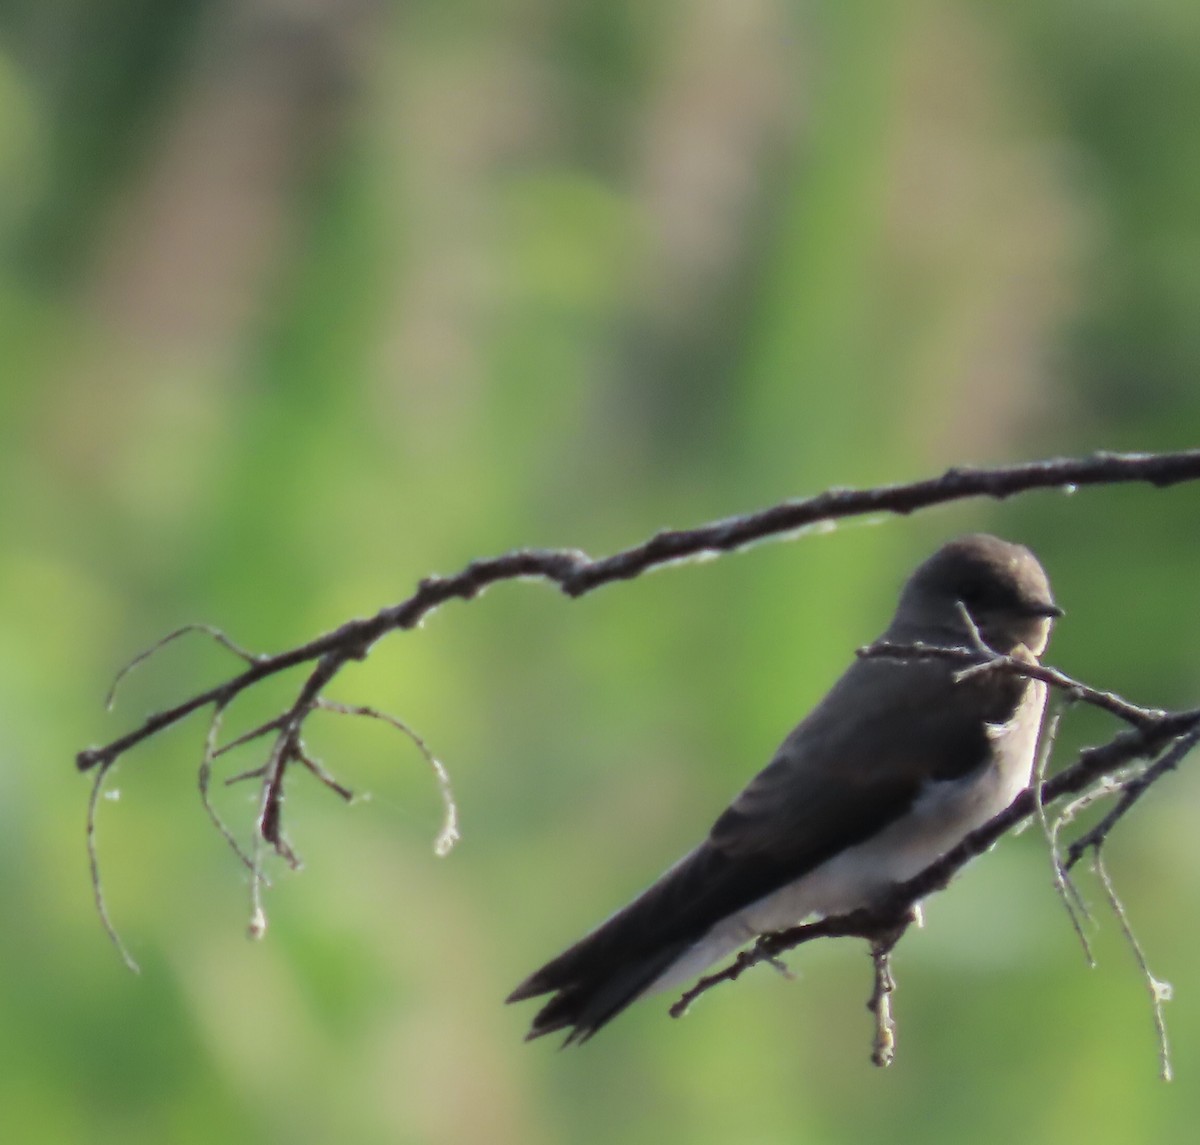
[3,0,1200,1142]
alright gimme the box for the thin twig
[247,832,268,942]
[868,942,899,1068]
[669,903,914,1017]
[953,600,991,655]
[86,764,140,974]
[211,714,288,759]
[1064,726,1200,871]
[197,702,257,873]
[255,731,300,869]
[763,954,796,980]
[1093,851,1174,1082]
[223,764,268,786]
[1032,701,1095,965]
[317,700,460,856]
[105,624,261,711]
[858,641,1167,731]
[295,744,355,802]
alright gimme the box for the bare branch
[78,450,1200,777]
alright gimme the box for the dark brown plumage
[508,534,1061,1044]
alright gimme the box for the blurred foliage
[2,0,1200,1142]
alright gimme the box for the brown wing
[708,654,1025,866]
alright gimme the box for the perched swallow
[508,534,1062,1044]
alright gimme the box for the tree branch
[77,449,1200,777]
[77,449,1200,1054]
[857,640,1173,730]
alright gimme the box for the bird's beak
[1026,602,1065,620]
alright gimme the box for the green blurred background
[3,0,1200,1141]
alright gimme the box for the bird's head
[890,534,1062,657]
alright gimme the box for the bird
[507,533,1063,1045]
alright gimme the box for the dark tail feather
[510,940,692,1046]
[508,842,766,1043]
